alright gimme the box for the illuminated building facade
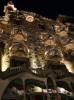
[0,1,74,100]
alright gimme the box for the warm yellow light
[30,50,45,69]
[60,58,74,73]
[33,86,42,92]
[1,54,10,72]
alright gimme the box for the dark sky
[0,0,74,19]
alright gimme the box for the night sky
[0,0,74,19]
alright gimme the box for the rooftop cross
[4,0,17,15]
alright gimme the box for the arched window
[1,78,24,100]
[25,79,47,100]
[56,81,72,99]
[56,81,71,92]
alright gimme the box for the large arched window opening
[1,78,24,100]
[25,79,47,100]
[56,81,73,99]
[56,81,71,92]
